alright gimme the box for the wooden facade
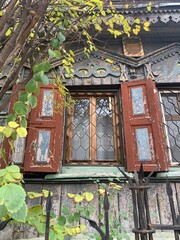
[1,0,180,239]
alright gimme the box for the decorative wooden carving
[123,37,144,57]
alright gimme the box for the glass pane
[96,98,114,160]
[72,99,90,160]
[131,87,145,115]
[135,128,151,161]
[12,136,26,164]
[161,94,179,115]
[41,90,54,117]
[36,130,51,162]
[166,121,180,162]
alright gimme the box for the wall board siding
[1,182,180,239]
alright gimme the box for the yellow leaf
[16,127,27,137]
[83,192,94,202]
[106,58,114,64]
[0,126,5,132]
[147,1,152,12]
[67,193,75,199]
[8,121,19,128]
[98,189,105,195]
[3,126,12,138]
[80,224,86,232]
[71,227,77,236]
[76,227,80,234]
[134,18,140,24]
[133,28,139,35]
[0,11,3,16]
[144,21,151,27]
[110,1,113,7]
[5,28,12,37]
[109,182,123,191]
[74,195,84,203]
[143,26,150,32]
[125,4,129,9]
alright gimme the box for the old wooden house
[1,0,180,239]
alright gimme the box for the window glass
[161,92,180,163]
[65,92,120,164]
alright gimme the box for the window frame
[159,89,180,166]
[64,88,122,166]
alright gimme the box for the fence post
[118,165,155,240]
[45,191,52,240]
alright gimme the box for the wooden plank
[148,183,161,224]
[118,183,134,233]
[153,183,172,225]
[23,184,43,239]
[41,184,61,216]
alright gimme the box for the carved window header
[123,37,144,57]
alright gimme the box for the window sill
[44,166,180,183]
[44,166,130,182]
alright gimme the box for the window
[160,91,180,164]
[64,92,121,165]
[1,79,170,173]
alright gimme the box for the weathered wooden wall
[0,181,180,240]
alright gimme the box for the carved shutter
[121,78,169,172]
[24,84,64,172]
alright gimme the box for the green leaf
[33,62,51,73]
[6,165,20,173]
[57,216,66,226]
[67,215,74,224]
[0,205,7,218]
[48,49,56,58]
[33,71,49,85]
[11,132,17,141]
[76,205,84,211]
[13,101,28,115]
[7,114,16,123]
[28,94,37,108]
[74,212,80,222]
[37,222,46,235]
[28,206,43,216]
[57,32,66,43]
[61,205,70,215]
[9,202,27,222]
[0,183,26,213]
[18,92,28,103]
[3,126,12,138]
[25,80,38,93]
[51,38,60,48]
[16,127,27,137]
[54,50,61,58]
[83,209,90,218]
[49,229,59,240]
[20,117,27,128]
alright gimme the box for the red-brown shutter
[121,78,169,172]
[0,87,18,169]
[24,84,64,173]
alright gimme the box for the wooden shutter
[0,88,18,169]
[121,78,169,172]
[24,84,64,173]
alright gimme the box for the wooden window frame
[64,91,121,166]
[160,90,180,165]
